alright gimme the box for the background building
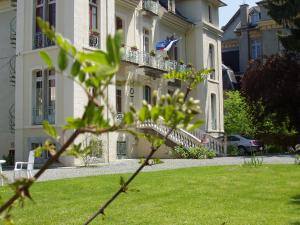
[222,1,286,79]
[0,0,225,166]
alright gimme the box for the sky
[219,0,258,27]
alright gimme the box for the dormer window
[249,11,261,25]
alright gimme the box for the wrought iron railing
[33,32,55,49]
[89,31,100,48]
[143,0,159,15]
[32,106,55,125]
[10,16,16,47]
[9,104,15,134]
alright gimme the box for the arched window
[143,85,151,104]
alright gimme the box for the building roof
[222,5,260,31]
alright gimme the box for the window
[208,44,215,79]
[117,141,127,157]
[143,28,150,53]
[211,93,217,130]
[34,0,56,49]
[32,69,56,125]
[250,11,260,25]
[251,40,262,59]
[208,5,212,23]
[89,0,100,48]
[168,42,178,61]
[143,85,151,104]
[116,89,122,113]
[89,0,98,31]
[116,16,123,31]
[227,136,240,142]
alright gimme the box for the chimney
[168,0,175,13]
[240,4,249,28]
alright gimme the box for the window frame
[143,85,152,104]
[32,69,56,125]
[210,93,217,131]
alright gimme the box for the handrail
[137,119,226,156]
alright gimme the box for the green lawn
[1,165,300,225]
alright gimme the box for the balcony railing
[121,46,189,73]
[143,0,159,15]
[32,106,55,125]
[89,31,100,48]
[34,32,55,49]
[122,47,140,64]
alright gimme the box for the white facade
[0,0,225,165]
[0,0,16,161]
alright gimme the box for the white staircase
[137,120,226,156]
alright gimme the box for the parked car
[217,135,263,155]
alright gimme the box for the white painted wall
[0,4,16,158]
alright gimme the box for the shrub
[138,158,163,166]
[227,145,239,156]
[174,146,216,159]
[295,155,300,165]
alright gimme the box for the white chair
[14,150,35,179]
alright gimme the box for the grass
[1,165,300,225]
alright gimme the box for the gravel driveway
[2,155,296,182]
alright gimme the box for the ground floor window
[117,141,127,157]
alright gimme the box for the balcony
[34,32,55,49]
[32,106,55,125]
[142,0,159,16]
[89,31,100,48]
[121,46,188,77]
[121,46,140,64]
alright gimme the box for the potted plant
[131,46,138,51]
[187,63,193,68]
[150,50,156,57]
[164,55,170,61]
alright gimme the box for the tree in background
[241,53,300,137]
[265,0,300,51]
[224,91,255,136]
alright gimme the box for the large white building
[0,0,225,166]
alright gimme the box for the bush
[227,145,239,156]
[264,144,285,154]
[295,155,300,165]
[138,158,163,166]
[174,146,216,159]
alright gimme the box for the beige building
[222,2,286,77]
[0,0,225,166]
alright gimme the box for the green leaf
[139,106,149,122]
[58,49,68,71]
[124,112,134,125]
[151,106,160,122]
[187,120,203,131]
[39,51,53,68]
[78,71,86,82]
[42,121,58,139]
[71,60,81,76]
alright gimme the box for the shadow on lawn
[290,194,300,205]
[290,222,300,225]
